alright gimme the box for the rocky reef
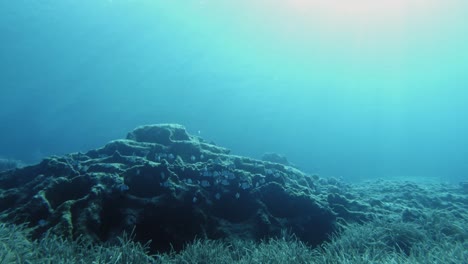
[0,124,339,252]
[2,124,465,254]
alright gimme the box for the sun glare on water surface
[262,0,443,33]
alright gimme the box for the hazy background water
[1,0,467,183]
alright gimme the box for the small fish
[119,184,130,192]
[201,180,211,187]
[221,179,230,186]
[37,219,48,227]
[240,182,251,190]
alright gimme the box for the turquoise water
[1,0,467,182]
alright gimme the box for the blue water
[1,1,467,183]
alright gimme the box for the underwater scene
[0,1,467,263]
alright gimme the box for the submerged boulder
[0,124,340,253]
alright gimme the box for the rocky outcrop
[0,124,348,252]
[2,124,467,253]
